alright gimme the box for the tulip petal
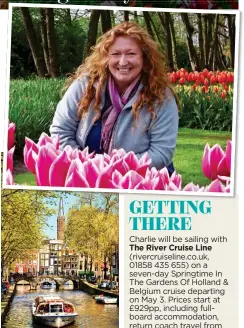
[202,143,212,180]
[65,170,90,188]
[7,146,15,172]
[95,165,115,188]
[35,145,58,186]
[49,151,72,187]
[6,169,14,185]
[217,157,230,178]
[207,179,225,192]
[82,160,100,188]
[225,140,232,172]
[8,122,15,150]
[121,171,144,189]
[123,151,139,170]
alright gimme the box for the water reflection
[3,286,119,328]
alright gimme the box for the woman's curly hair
[65,21,178,120]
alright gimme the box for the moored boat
[32,295,78,327]
[95,295,118,304]
[101,297,118,304]
[41,281,53,289]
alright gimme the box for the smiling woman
[50,22,179,173]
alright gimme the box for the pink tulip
[206,179,226,192]
[120,171,144,189]
[6,169,14,185]
[183,183,203,192]
[35,144,58,186]
[81,160,100,188]
[95,164,116,188]
[7,146,15,172]
[38,133,59,149]
[65,160,90,188]
[202,143,224,180]
[49,151,72,187]
[8,122,15,150]
[24,137,40,174]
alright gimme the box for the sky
[44,192,79,239]
[43,191,118,239]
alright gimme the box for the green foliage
[177,86,233,131]
[9,78,65,154]
[65,206,119,265]
[11,8,88,78]
[1,190,55,273]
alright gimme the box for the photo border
[3,3,240,197]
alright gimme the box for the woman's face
[108,36,143,92]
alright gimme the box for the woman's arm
[137,91,179,170]
[50,79,86,149]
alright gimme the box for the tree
[40,8,50,74]
[197,14,205,69]
[1,190,55,279]
[227,14,235,68]
[20,7,48,77]
[143,11,155,40]
[159,13,174,71]
[181,13,200,71]
[83,10,101,59]
[101,10,112,34]
[65,204,119,278]
[45,8,60,77]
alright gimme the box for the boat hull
[33,314,77,327]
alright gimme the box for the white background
[0,4,243,327]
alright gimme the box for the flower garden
[6,68,234,193]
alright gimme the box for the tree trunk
[168,13,180,70]
[124,11,129,22]
[204,14,214,68]
[181,13,200,71]
[45,8,60,77]
[84,10,101,59]
[65,9,72,25]
[159,13,174,71]
[101,10,112,34]
[143,11,155,40]
[208,15,219,71]
[40,8,50,74]
[20,7,48,77]
[148,14,164,50]
[227,15,235,68]
[197,14,205,70]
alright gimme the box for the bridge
[15,275,79,290]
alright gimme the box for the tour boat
[32,295,78,327]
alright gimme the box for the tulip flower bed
[168,69,234,131]
[7,121,232,193]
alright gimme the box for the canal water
[3,286,119,328]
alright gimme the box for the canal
[3,286,119,328]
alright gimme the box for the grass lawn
[174,128,231,187]
[14,128,232,188]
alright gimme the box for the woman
[50,22,179,172]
